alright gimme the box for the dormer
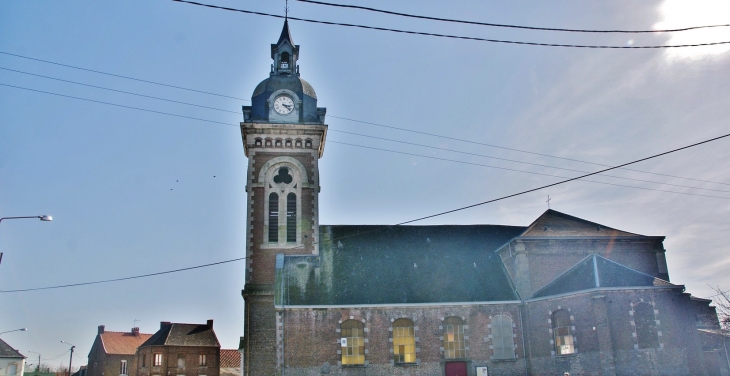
[271,20,300,76]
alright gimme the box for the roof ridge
[594,254,673,285]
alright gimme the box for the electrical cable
[296,0,730,34]
[2,51,727,187]
[0,51,246,101]
[0,67,240,114]
[329,115,730,187]
[329,129,730,193]
[171,0,730,49]
[40,350,70,361]
[329,140,730,200]
[3,82,728,199]
[0,257,246,293]
[0,83,236,126]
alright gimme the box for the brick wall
[136,346,219,376]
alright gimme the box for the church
[238,20,729,376]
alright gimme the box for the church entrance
[445,361,467,376]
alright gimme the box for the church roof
[530,254,675,299]
[520,209,641,237]
[277,19,294,46]
[279,225,526,306]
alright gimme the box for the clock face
[273,95,294,115]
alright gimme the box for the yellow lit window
[393,319,416,363]
[341,320,365,365]
[443,317,465,359]
[552,310,575,355]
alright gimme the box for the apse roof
[278,224,526,306]
[530,254,675,299]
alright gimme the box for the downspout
[246,301,250,376]
[518,303,528,376]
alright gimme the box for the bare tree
[711,285,730,333]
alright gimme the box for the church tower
[240,20,327,376]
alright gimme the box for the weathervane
[134,319,140,327]
[285,0,289,19]
[546,195,551,209]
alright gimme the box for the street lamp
[28,351,41,376]
[0,215,52,265]
[0,328,27,336]
[60,341,75,376]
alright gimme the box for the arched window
[635,303,659,349]
[286,193,296,242]
[285,139,293,148]
[443,317,465,359]
[393,319,416,363]
[265,138,273,147]
[280,52,290,68]
[295,139,302,148]
[305,139,312,148]
[275,139,283,148]
[341,320,364,365]
[268,192,278,242]
[491,315,515,360]
[254,138,262,147]
[552,310,574,355]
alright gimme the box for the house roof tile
[100,331,153,355]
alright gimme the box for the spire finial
[285,0,289,19]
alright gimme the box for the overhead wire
[328,140,730,200]
[1,52,726,187]
[170,0,730,49]
[296,0,730,34]
[0,257,246,293]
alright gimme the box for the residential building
[87,326,152,376]
[218,350,240,376]
[135,321,219,376]
[0,338,25,376]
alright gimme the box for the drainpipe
[518,303,528,376]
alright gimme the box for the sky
[1,0,730,369]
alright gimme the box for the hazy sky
[2,0,730,368]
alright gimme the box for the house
[135,321,220,376]
[218,350,240,376]
[87,326,152,376]
[238,20,729,376]
[0,338,25,376]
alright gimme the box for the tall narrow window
[142,354,147,368]
[280,52,290,68]
[268,192,279,242]
[154,354,163,366]
[635,303,659,349]
[443,317,465,359]
[491,315,516,360]
[7,365,17,376]
[341,320,365,365]
[199,354,207,367]
[286,193,296,242]
[552,310,575,355]
[120,360,128,375]
[177,354,185,368]
[393,319,416,363]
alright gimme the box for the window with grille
[341,320,365,365]
[153,354,163,366]
[268,192,279,242]
[286,193,296,242]
[443,317,465,359]
[393,318,416,363]
[120,360,127,375]
[491,315,516,360]
[635,303,659,349]
[199,354,207,367]
[552,310,575,355]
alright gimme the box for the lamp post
[28,351,41,376]
[60,341,74,376]
[0,328,27,337]
[0,215,52,265]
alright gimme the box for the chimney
[132,327,140,336]
[98,325,105,335]
[206,320,213,329]
[160,321,171,329]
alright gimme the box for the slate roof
[140,323,220,348]
[0,338,25,358]
[277,19,294,46]
[530,254,675,299]
[521,209,641,237]
[98,331,153,355]
[279,225,526,305]
[220,349,241,368]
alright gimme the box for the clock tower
[239,20,327,376]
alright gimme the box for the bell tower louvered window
[268,192,279,242]
[286,193,296,242]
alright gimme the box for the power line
[0,51,247,101]
[394,131,730,225]
[3,50,727,187]
[329,129,730,194]
[329,115,730,187]
[329,140,730,200]
[0,257,246,293]
[0,83,236,126]
[171,0,730,49]
[297,0,730,34]
[0,67,240,114]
